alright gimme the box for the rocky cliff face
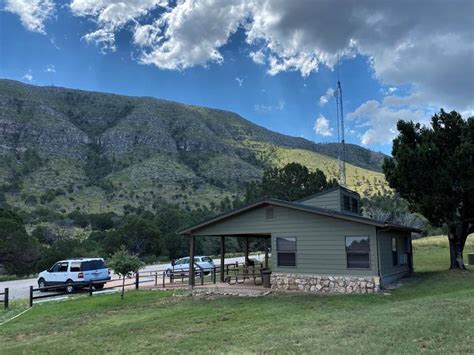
[0,79,388,214]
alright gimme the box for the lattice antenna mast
[334,53,347,187]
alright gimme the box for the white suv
[38,258,111,293]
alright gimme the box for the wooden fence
[27,261,266,307]
[0,288,8,310]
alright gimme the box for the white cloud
[249,2,471,112]
[82,29,117,53]
[249,49,265,64]
[22,72,33,82]
[319,87,334,107]
[254,99,285,113]
[235,77,244,87]
[45,64,55,73]
[24,0,471,141]
[313,114,333,137]
[70,0,167,53]
[137,0,252,70]
[4,0,55,34]
[348,100,429,145]
[66,1,473,113]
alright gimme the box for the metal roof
[177,198,422,235]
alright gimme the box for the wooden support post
[213,267,216,284]
[264,237,269,269]
[162,272,165,288]
[89,282,93,296]
[189,234,195,287]
[135,272,139,290]
[29,286,33,308]
[4,288,8,309]
[220,236,225,282]
[155,272,158,286]
[245,236,250,264]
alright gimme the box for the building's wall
[193,205,379,277]
[300,189,341,211]
[377,229,412,284]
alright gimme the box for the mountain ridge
[0,79,390,215]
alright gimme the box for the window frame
[276,237,297,268]
[345,236,371,269]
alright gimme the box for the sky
[1,0,473,155]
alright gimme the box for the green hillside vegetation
[0,79,389,219]
[244,141,390,196]
[1,240,473,353]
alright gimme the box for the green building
[179,186,420,293]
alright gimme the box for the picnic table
[224,264,263,285]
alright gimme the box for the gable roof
[178,198,422,235]
[296,185,360,203]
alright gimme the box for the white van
[38,258,111,293]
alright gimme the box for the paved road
[0,254,265,300]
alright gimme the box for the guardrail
[0,288,8,310]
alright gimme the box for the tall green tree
[245,162,338,202]
[0,208,39,275]
[98,216,163,259]
[383,110,474,269]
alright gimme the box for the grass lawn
[1,237,473,354]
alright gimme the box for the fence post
[200,270,204,286]
[29,286,33,308]
[162,272,165,289]
[89,282,93,296]
[135,272,139,290]
[213,267,216,284]
[155,272,158,286]
[4,288,8,309]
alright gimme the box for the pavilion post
[245,236,250,264]
[264,237,269,269]
[220,236,225,282]
[189,234,195,287]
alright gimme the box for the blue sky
[1,1,473,155]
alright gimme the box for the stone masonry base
[271,273,380,294]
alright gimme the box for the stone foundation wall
[271,273,380,294]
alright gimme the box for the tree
[245,162,338,202]
[99,216,163,259]
[383,110,474,269]
[108,247,144,299]
[0,208,39,275]
[361,194,425,230]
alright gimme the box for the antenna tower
[334,54,346,186]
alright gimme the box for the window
[404,237,411,253]
[392,237,398,266]
[81,260,107,271]
[58,262,69,272]
[49,263,61,272]
[276,237,296,267]
[343,196,351,211]
[350,198,359,213]
[70,262,81,272]
[266,207,274,219]
[346,236,370,268]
